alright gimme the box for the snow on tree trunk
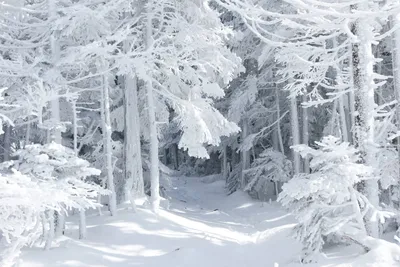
[124,73,144,211]
[276,86,285,154]
[301,94,310,173]
[222,144,228,181]
[144,8,160,214]
[146,80,160,213]
[2,124,11,161]
[53,101,65,235]
[49,0,65,242]
[241,118,250,188]
[290,94,301,175]
[79,210,86,240]
[25,121,30,147]
[50,99,62,144]
[339,93,349,143]
[348,43,356,144]
[71,100,87,239]
[351,5,380,237]
[332,37,350,143]
[390,11,400,205]
[101,74,117,216]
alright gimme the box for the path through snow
[20,176,400,267]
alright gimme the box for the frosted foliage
[243,149,291,194]
[0,143,107,266]
[377,147,398,190]
[177,99,240,158]
[124,0,241,159]
[279,136,384,263]
[228,77,258,123]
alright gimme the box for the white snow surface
[20,176,400,267]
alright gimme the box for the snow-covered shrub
[0,143,107,266]
[278,136,386,263]
[243,148,291,199]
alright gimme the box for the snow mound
[341,238,400,267]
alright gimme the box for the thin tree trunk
[171,143,179,169]
[25,120,30,147]
[241,118,250,188]
[276,86,285,154]
[290,94,301,175]
[348,43,356,144]
[301,94,310,173]
[339,94,349,143]
[3,124,11,161]
[71,100,87,239]
[332,37,350,143]
[222,144,228,181]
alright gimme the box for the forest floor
[21,176,400,267]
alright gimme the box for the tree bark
[48,0,64,243]
[145,9,160,213]
[290,94,301,175]
[101,74,117,216]
[301,94,310,173]
[124,73,144,211]
[71,100,87,239]
[241,118,250,187]
[351,5,380,237]
[2,125,11,161]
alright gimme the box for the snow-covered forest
[2,0,400,266]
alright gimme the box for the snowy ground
[20,176,400,267]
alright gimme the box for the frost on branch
[0,143,108,266]
[176,99,240,159]
[278,136,389,263]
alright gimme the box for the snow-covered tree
[243,148,291,199]
[0,143,107,266]
[279,136,390,262]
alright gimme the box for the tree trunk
[351,6,380,237]
[171,143,179,169]
[241,118,250,188]
[144,8,160,213]
[391,9,400,193]
[71,100,87,239]
[339,93,349,143]
[222,144,228,181]
[124,73,144,211]
[390,11,400,236]
[348,43,356,144]
[290,94,301,175]
[146,79,160,213]
[101,74,117,216]
[301,94,310,173]
[48,0,65,241]
[53,97,64,237]
[2,125,11,162]
[276,86,285,154]
[25,120,30,147]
